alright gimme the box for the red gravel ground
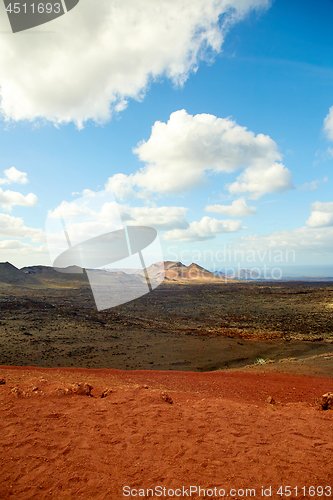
[0,365,333,500]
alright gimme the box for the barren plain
[0,276,333,373]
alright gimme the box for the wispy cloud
[298,177,328,191]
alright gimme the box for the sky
[0,0,333,274]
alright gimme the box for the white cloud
[226,201,333,257]
[46,197,124,254]
[120,205,189,230]
[228,163,293,199]
[0,167,29,185]
[133,109,283,193]
[311,201,333,212]
[48,200,91,219]
[48,193,189,243]
[235,226,333,255]
[205,197,256,216]
[0,0,270,127]
[0,214,45,242]
[163,216,246,241]
[0,240,49,267]
[105,174,137,201]
[306,201,333,228]
[0,188,37,210]
[324,106,333,141]
[106,109,292,199]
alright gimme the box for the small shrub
[254,357,268,365]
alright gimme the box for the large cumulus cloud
[0,0,270,127]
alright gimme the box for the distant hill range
[21,264,88,283]
[0,261,232,287]
[232,268,260,280]
[0,262,161,288]
[20,265,143,286]
[1,261,331,287]
[214,268,260,280]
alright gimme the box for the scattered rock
[31,386,38,392]
[10,386,26,398]
[0,378,5,385]
[266,396,275,405]
[101,388,113,398]
[70,383,93,396]
[54,387,67,396]
[55,383,93,397]
[161,392,173,404]
[319,392,333,410]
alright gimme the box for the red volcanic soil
[0,365,333,499]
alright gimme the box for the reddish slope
[0,366,332,499]
[146,261,222,281]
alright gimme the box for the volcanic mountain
[142,261,221,281]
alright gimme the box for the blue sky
[0,0,332,271]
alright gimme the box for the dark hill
[21,265,89,283]
[0,262,40,285]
